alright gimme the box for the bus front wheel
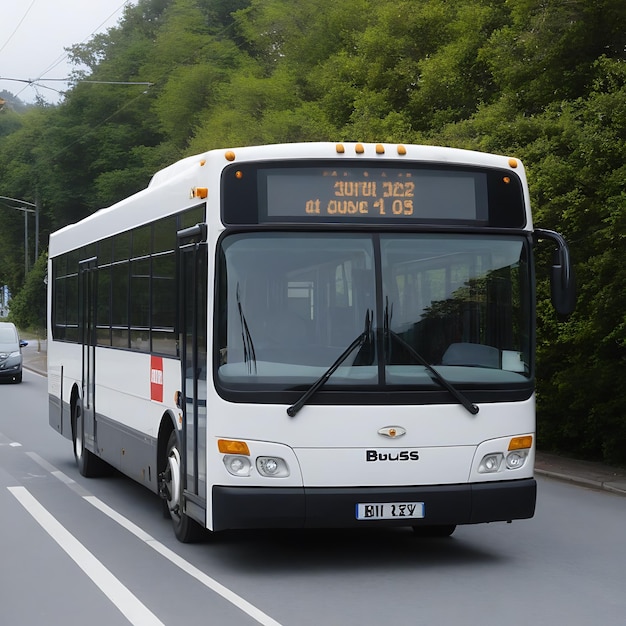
[161,431,204,543]
[72,400,108,478]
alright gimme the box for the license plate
[356,502,425,520]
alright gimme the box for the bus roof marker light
[355,143,365,154]
[225,150,236,162]
[508,158,518,168]
[218,439,250,455]
[336,144,345,154]
[376,144,385,154]
[397,145,407,156]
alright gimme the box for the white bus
[48,142,575,542]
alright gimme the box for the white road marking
[23,452,284,626]
[8,486,165,626]
[26,451,57,473]
[85,496,284,626]
[26,451,91,496]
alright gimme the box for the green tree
[530,59,626,464]
[0,107,54,292]
[480,0,626,114]
[7,252,47,332]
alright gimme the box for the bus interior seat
[441,342,500,369]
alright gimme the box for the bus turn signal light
[191,187,208,199]
[218,439,250,455]
[508,435,533,450]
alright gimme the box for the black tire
[412,524,457,538]
[72,400,109,478]
[162,430,205,543]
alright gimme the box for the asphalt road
[2,369,626,626]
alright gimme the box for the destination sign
[261,167,489,222]
[221,161,526,227]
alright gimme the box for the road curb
[535,467,626,497]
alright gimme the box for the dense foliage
[1,0,624,463]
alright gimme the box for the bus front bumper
[211,478,536,531]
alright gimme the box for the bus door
[177,225,208,521]
[78,257,98,451]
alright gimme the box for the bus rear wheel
[161,430,204,543]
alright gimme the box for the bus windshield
[216,233,531,395]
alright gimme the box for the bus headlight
[256,456,289,477]
[223,455,252,476]
[506,450,528,470]
[478,453,503,473]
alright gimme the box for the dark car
[0,322,28,383]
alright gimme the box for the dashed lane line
[8,486,165,626]
[86,496,284,626]
[23,450,285,626]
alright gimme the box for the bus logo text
[366,450,419,462]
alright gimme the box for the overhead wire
[36,2,232,160]
[0,1,155,185]
[4,2,239,166]
[34,0,133,82]
[0,0,38,56]
[0,0,39,100]
[0,1,133,101]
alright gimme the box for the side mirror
[550,248,576,318]
[534,229,576,319]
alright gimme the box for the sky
[0,0,136,104]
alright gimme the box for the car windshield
[0,326,18,348]
[216,233,530,392]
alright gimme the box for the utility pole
[35,191,40,261]
[0,195,38,275]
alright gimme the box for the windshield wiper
[236,283,257,374]
[384,300,478,415]
[385,327,479,415]
[287,309,373,417]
